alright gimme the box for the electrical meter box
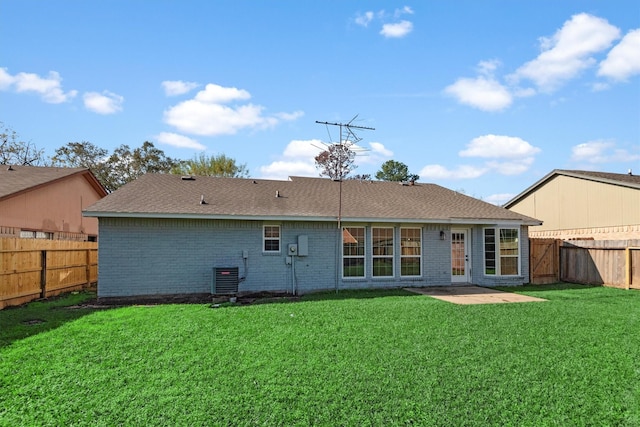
[297,235,308,256]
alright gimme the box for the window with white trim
[484,227,520,275]
[342,227,365,278]
[263,225,280,252]
[372,227,394,277]
[401,228,421,277]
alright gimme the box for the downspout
[335,177,342,293]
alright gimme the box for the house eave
[83,211,540,226]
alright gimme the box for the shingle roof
[504,169,640,208]
[0,165,107,200]
[84,174,540,225]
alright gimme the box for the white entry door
[451,229,470,283]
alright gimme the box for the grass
[0,291,99,348]
[0,284,639,426]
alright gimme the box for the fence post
[85,249,91,288]
[625,247,631,290]
[40,250,47,298]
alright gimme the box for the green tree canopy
[375,160,419,182]
[172,153,249,178]
[52,141,178,192]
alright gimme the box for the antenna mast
[316,116,375,295]
[315,115,375,226]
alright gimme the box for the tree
[0,122,46,166]
[105,142,179,191]
[347,174,372,181]
[52,140,178,192]
[51,141,111,186]
[172,153,249,177]
[314,143,356,180]
[375,160,419,182]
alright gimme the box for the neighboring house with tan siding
[84,174,540,299]
[504,169,640,240]
[0,165,108,241]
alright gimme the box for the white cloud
[257,139,383,180]
[259,139,324,180]
[420,134,540,180]
[485,193,516,206]
[259,160,318,180]
[394,6,414,17]
[460,134,540,158]
[155,132,206,150]
[477,59,501,76]
[194,83,251,103]
[355,11,374,27]
[419,164,489,180]
[355,7,414,38]
[0,68,14,90]
[83,91,123,114]
[0,68,77,103]
[598,29,640,81]
[354,141,394,166]
[444,76,512,111]
[509,13,620,92]
[486,157,535,175]
[161,80,199,96]
[369,141,393,157]
[380,20,413,38]
[275,111,305,121]
[163,83,302,136]
[283,139,325,158]
[571,140,640,163]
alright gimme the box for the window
[372,227,394,277]
[343,227,365,278]
[401,228,421,276]
[484,228,519,275]
[263,225,280,252]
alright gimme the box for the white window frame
[263,225,281,253]
[400,227,422,277]
[342,226,365,279]
[372,227,394,278]
[483,227,520,276]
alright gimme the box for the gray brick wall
[471,225,530,287]
[97,218,531,297]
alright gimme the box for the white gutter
[83,210,541,226]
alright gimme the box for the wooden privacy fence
[0,238,98,309]
[560,242,640,289]
[529,238,560,284]
[530,238,640,289]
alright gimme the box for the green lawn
[0,285,638,426]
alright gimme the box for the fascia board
[83,211,540,226]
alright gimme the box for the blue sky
[1,0,639,203]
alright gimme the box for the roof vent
[7,165,14,171]
[629,169,633,176]
[275,190,281,198]
[181,175,195,181]
[200,194,207,205]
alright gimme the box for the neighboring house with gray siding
[84,174,541,299]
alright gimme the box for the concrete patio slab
[405,286,546,305]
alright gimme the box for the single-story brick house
[83,174,541,299]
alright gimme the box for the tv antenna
[315,115,375,148]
